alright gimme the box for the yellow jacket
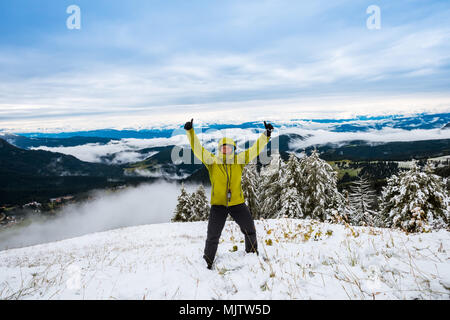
[186,128,270,206]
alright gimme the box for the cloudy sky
[0,0,449,132]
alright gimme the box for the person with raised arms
[184,119,274,269]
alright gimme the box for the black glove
[264,121,274,137]
[184,118,193,131]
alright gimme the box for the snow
[0,219,449,300]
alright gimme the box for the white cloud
[1,24,449,132]
[28,128,266,163]
[25,123,450,165]
[30,136,189,163]
[288,127,450,150]
[1,92,450,133]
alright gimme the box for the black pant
[204,203,258,264]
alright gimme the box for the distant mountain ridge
[2,113,450,205]
[0,138,154,204]
[3,112,450,140]
[0,133,117,149]
[0,138,123,177]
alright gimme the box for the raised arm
[236,121,273,165]
[184,119,216,166]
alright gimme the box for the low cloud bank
[0,181,205,251]
[30,125,450,164]
[30,128,263,163]
[287,127,450,150]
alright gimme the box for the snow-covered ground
[0,218,449,300]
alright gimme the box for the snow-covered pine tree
[380,161,449,232]
[297,149,345,221]
[348,173,380,226]
[172,183,193,222]
[260,152,285,219]
[242,163,262,219]
[341,189,352,223]
[190,185,210,221]
[277,153,303,218]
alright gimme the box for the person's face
[220,144,233,155]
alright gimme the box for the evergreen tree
[297,149,345,221]
[348,173,380,226]
[242,163,262,219]
[190,185,210,221]
[260,152,285,219]
[341,189,352,223]
[380,161,449,232]
[277,153,303,218]
[172,183,193,222]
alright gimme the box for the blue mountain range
[9,112,450,140]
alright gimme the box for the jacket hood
[218,137,236,160]
[218,137,236,148]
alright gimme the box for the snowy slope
[0,219,449,300]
